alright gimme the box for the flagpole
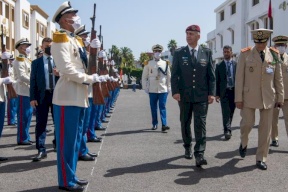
[268,0,272,47]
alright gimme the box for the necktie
[227,62,233,87]
[281,55,284,61]
[191,49,196,63]
[260,51,265,62]
[47,57,54,90]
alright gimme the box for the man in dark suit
[215,45,236,140]
[171,24,216,167]
[30,37,58,161]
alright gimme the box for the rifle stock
[89,3,105,105]
[1,25,17,99]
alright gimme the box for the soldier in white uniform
[235,29,284,170]
[270,35,288,147]
[13,38,34,145]
[51,1,100,191]
[142,44,171,132]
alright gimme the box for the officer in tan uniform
[142,44,171,132]
[13,38,34,145]
[271,35,288,147]
[51,1,100,191]
[235,29,284,170]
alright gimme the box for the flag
[268,0,273,29]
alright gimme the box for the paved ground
[1,89,288,192]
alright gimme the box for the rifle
[1,24,17,99]
[88,3,105,105]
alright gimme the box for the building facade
[207,0,288,63]
[0,0,56,59]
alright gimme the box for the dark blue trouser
[35,91,53,153]
[0,101,5,137]
[54,105,84,187]
[17,95,33,143]
[79,98,93,156]
[7,96,17,125]
[149,93,168,127]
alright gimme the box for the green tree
[139,52,150,67]
[168,39,177,56]
[110,45,121,66]
[120,47,135,68]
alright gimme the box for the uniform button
[193,80,195,82]
[194,69,196,71]
[193,86,195,88]
[193,75,195,77]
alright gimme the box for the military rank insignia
[73,48,78,57]
[249,67,254,72]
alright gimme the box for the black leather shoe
[95,127,106,131]
[32,152,47,162]
[195,155,207,167]
[271,140,279,147]
[101,120,109,123]
[29,140,36,143]
[184,148,193,159]
[105,115,111,118]
[88,137,102,142]
[79,154,95,161]
[162,125,170,132]
[151,125,157,130]
[87,152,98,157]
[256,161,267,170]
[76,179,88,186]
[18,141,32,145]
[239,144,247,158]
[0,157,8,161]
[224,131,232,140]
[59,184,84,191]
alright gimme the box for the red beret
[186,25,200,33]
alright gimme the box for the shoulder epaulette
[53,31,69,43]
[166,60,170,65]
[143,60,148,65]
[16,57,24,62]
[270,47,279,54]
[241,46,252,53]
[76,36,84,47]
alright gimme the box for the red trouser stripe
[19,96,23,142]
[60,106,67,187]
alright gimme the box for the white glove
[99,76,106,82]
[90,38,101,49]
[98,50,107,58]
[168,87,171,94]
[92,73,100,83]
[1,76,13,84]
[1,52,11,59]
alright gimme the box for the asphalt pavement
[0,89,288,192]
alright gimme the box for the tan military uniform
[235,46,284,162]
[12,55,31,96]
[142,59,171,93]
[272,52,288,140]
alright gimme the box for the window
[0,1,2,16]
[11,38,14,51]
[231,30,235,44]
[252,0,259,6]
[11,7,14,22]
[5,3,9,19]
[255,22,259,29]
[220,11,224,21]
[264,17,268,29]
[36,21,39,34]
[231,3,236,15]
[22,10,29,29]
[40,24,45,37]
[220,35,223,48]
[6,36,9,50]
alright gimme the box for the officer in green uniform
[171,24,215,167]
